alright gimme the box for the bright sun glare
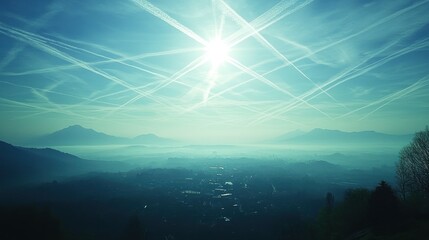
[205,38,230,66]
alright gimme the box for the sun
[205,38,230,66]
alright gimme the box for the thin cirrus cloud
[0,0,428,143]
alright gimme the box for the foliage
[316,182,408,239]
[396,127,429,200]
[367,181,402,234]
[316,188,370,240]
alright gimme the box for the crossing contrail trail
[0,21,189,83]
[227,56,332,119]
[132,0,207,45]
[0,80,119,108]
[0,48,199,78]
[284,0,429,67]
[0,96,92,119]
[0,1,63,70]
[0,22,183,112]
[249,36,429,125]
[226,0,314,47]
[186,58,294,113]
[218,0,337,103]
[358,81,429,120]
[337,76,429,120]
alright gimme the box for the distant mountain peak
[61,125,95,132]
[28,125,177,146]
[310,128,341,133]
[133,133,176,144]
[270,128,412,145]
[64,124,88,129]
[68,124,84,128]
[28,125,123,146]
[135,133,157,138]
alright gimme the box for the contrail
[0,1,63,70]
[103,94,146,117]
[0,78,136,119]
[186,58,290,112]
[30,88,83,118]
[188,78,253,112]
[286,0,429,66]
[217,0,337,102]
[263,28,429,122]
[227,57,294,96]
[0,23,180,111]
[104,58,215,115]
[91,58,212,114]
[0,22,185,82]
[0,80,119,107]
[225,0,297,44]
[1,48,199,78]
[360,80,429,120]
[47,34,209,89]
[238,2,429,113]
[227,56,332,119]
[335,76,429,120]
[250,38,429,125]
[1,44,204,110]
[0,97,91,119]
[273,35,336,67]
[182,59,275,111]
[132,0,207,45]
[202,65,220,104]
[147,56,207,94]
[221,0,429,111]
[226,0,314,47]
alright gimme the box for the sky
[0,0,429,144]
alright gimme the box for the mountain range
[28,125,177,146]
[0,140,130,187]
[271,128,413,145]
[24,125,413,147]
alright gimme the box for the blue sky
[0,0,428,144]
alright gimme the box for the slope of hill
[0,140,129,187]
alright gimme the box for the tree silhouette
[325,192,334,213]
[396,127,429,200]
[317,189,370,240]
[121,215,145,240]
[317,192,335,240]
[368,181,401,234]
[337,188,370,237]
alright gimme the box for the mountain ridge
[27,125,177,146]
[272,128,413,145]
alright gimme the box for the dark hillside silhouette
[0,140,130,187]
[0,205,63,240]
